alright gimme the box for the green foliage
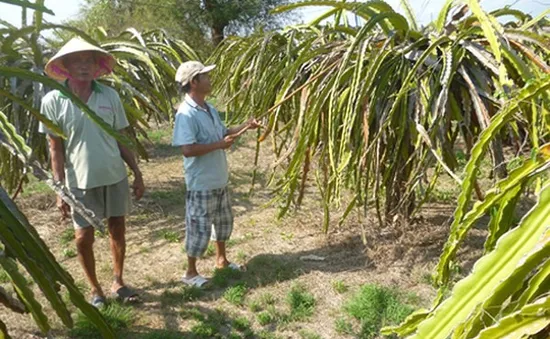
[161,285,203,305]
[138,330,186,339]
[0,268,10,283]
[257,311,274,326]
[223,284,248,306]
[59,228,75,246]
[211,266,243,288]
[335,317,354,335]
[189,309,228,338]
[332,280,349,294]
[70,302,134,338]
[346,284,415,339]
[205,243,216,257]
[286,284,316,321]
[298,329,321,339]
[157,230,180,243]
[211,0,550,231]
[62,248,77,259]
[233,316,251,332]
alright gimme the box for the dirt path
[3,128,486,339]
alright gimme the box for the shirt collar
[58,80,102,98]
[184,94,209,112]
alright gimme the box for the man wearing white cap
[172,61,260,287]
[39,38,144,307]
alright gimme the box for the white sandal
[181,275,209,288]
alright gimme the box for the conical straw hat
[45,37,116,82]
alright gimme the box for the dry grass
[1,126,487,338]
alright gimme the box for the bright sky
[0,0,548,29]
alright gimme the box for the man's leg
[108,216,126,292]
[186,256,199,278]
[75,227,104,297]
[213,187,234,269]
[184,190,212,279]
[215,241,229,269]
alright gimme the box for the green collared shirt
[39,81,129,189]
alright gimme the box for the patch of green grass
[332,280,349,294]
[286,284,316,321]
[190,309,227,338]
[236,250,247,263]
[248,300,262,312]
[280,231,294,241]
[0,269,10,284]
[211,266,242,288]
[431,187,457,203]
[257,311,274,326]
[95,229,107,239]
[149,188,186,205]
[157,229,180,243]
[455,149,468,168]
[138,330,186,339]
[298,329,321,339]
[62,247,77,259]
[335,317,354,335]
[180,307,204,320]
[162,285,203,305]
[344,284,416,339]
[60,228,75,246]
[70,302,134,338]
[257,330,282,339]
[233,316,251,332]
[21,176,50,197]
[190,321,218,338]
[224,284,247,306]
[248,256,296,283]
[204,242,216,257]
[421,272,433,285]
[144,128,172,148]
[259,292,276,306]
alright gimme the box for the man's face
[191,73,212,95]
[63,51,98,82]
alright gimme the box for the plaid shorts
[185,187,234,257]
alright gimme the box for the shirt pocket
[96,105,115,127]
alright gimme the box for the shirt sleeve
[113,93,130,131]
[172,112,198,146]
[38,94,58,135]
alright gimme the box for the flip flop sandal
[227,262,246,272]
[112,286,140,303]
[90,295,106,309]
[181,275,209,288]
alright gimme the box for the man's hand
[57,195,70,219]
[218,135,237,150]
[132,174,145,200]
[246,118,262,130]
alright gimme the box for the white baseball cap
[175,61,216,86]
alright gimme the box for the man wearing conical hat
[39,38,144,307]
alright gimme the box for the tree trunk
[211,24,225,46]
[203,0,228,46]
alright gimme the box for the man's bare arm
[181,135,235,158]
[48,135,70,217]
[117,131,144,200]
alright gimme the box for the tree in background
[175,0,293,46]
[71,0,294,52]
